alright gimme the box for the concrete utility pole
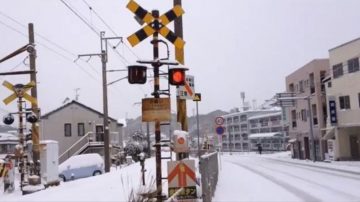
[28,23,41,173]
[78,31,122,172]
[174,0,188,132]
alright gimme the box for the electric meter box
[40,140,59,186]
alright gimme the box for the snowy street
[214,153,360,202]
[2,152,360,201]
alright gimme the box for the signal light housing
[3,114,14,125]
[128,65,147,84]
[168,67,188,86]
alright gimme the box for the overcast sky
[1,0,360,120]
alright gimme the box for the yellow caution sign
[126,0,185,50]
[193,93,201,102]
[2,80,37,105]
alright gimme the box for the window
[309,73,315,94]
[299,80,304,93]
[359,93,360,108]
[312,104,318,125]
[64,123,72,137]
[289,83,294,92]
[339,96,350,110]
[78,123,85,136]
[348,57,359,73]
[291,110,297,128]
[333,63,343,78]
[301,109,307,121]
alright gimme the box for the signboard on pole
[215,116,225,125]
[142,98,171,122]
[177,75,194,100]
[215,126,225,136]
[168,160,197,199]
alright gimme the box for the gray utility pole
[277,96,316,162]
[78,31,122,172]
[196,100,200,158]
[28,24,41,173]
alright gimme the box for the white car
[58,153,104,182]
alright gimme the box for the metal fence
[199,152,219,202]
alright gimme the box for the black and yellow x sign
[127,0,185,49]
[2,80,37,105]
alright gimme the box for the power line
[81,0,139,63]
[60,0,100,36]
[0,19,100,82]
[0,10,101,75]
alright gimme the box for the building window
[333,63,343,79]
[339,96,351,110]
[78,123,85,136]
[64,123,72,137]
[289,83,294,92]
[291,110,297,128]
[358,93,360,108]
[348,57,359,73]
[309,73,315,94]
[312,104,318,125]
[299,80,304,93]
[301,109,307,122]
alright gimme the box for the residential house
[323,38,360,160]
[286,59,329,160]
[40,100,123,163]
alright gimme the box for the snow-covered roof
[248,112,282,120]
[249,132,283,139]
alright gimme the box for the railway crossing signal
[2,80,37,105]
[126,0,185,49]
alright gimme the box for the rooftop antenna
[240,92,246,111]
[74,88,80,101]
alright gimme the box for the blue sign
[216,126,225,135]
[329,100,337,125]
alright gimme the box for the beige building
[286,59,329,160]
[323,38,360,160]
[40,100,123,163]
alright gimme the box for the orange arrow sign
[168,162,196,187]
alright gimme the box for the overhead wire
[62,0,130,66]
[0,19,100,82]
[80,0,147,96]
[82,0,140,61]
[0,10,101,75]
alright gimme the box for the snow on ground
[2,151,360,202]
[214,151,360,202]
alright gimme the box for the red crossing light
[169,67,188,86]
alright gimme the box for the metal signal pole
[151,10,163,202]
[174,0,188,132]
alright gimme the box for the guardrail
[199,152,219,202]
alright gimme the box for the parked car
[58,153,104,182]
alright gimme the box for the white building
[323,38,360,160]
[221,107,287,152]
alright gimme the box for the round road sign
[215,126,225,135]
[215,116,225,125]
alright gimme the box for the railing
[199,152,219,202]
[58,131,94,164]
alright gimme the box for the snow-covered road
[214,154,360,202]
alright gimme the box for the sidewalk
[262,151,360,174]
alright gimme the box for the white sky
[2,0,360,120]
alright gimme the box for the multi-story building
[285,59,329,160]
[221,108,286,152]
[322,38,360,160]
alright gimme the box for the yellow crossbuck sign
[126,0,185,49]
[2,80,37,105]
